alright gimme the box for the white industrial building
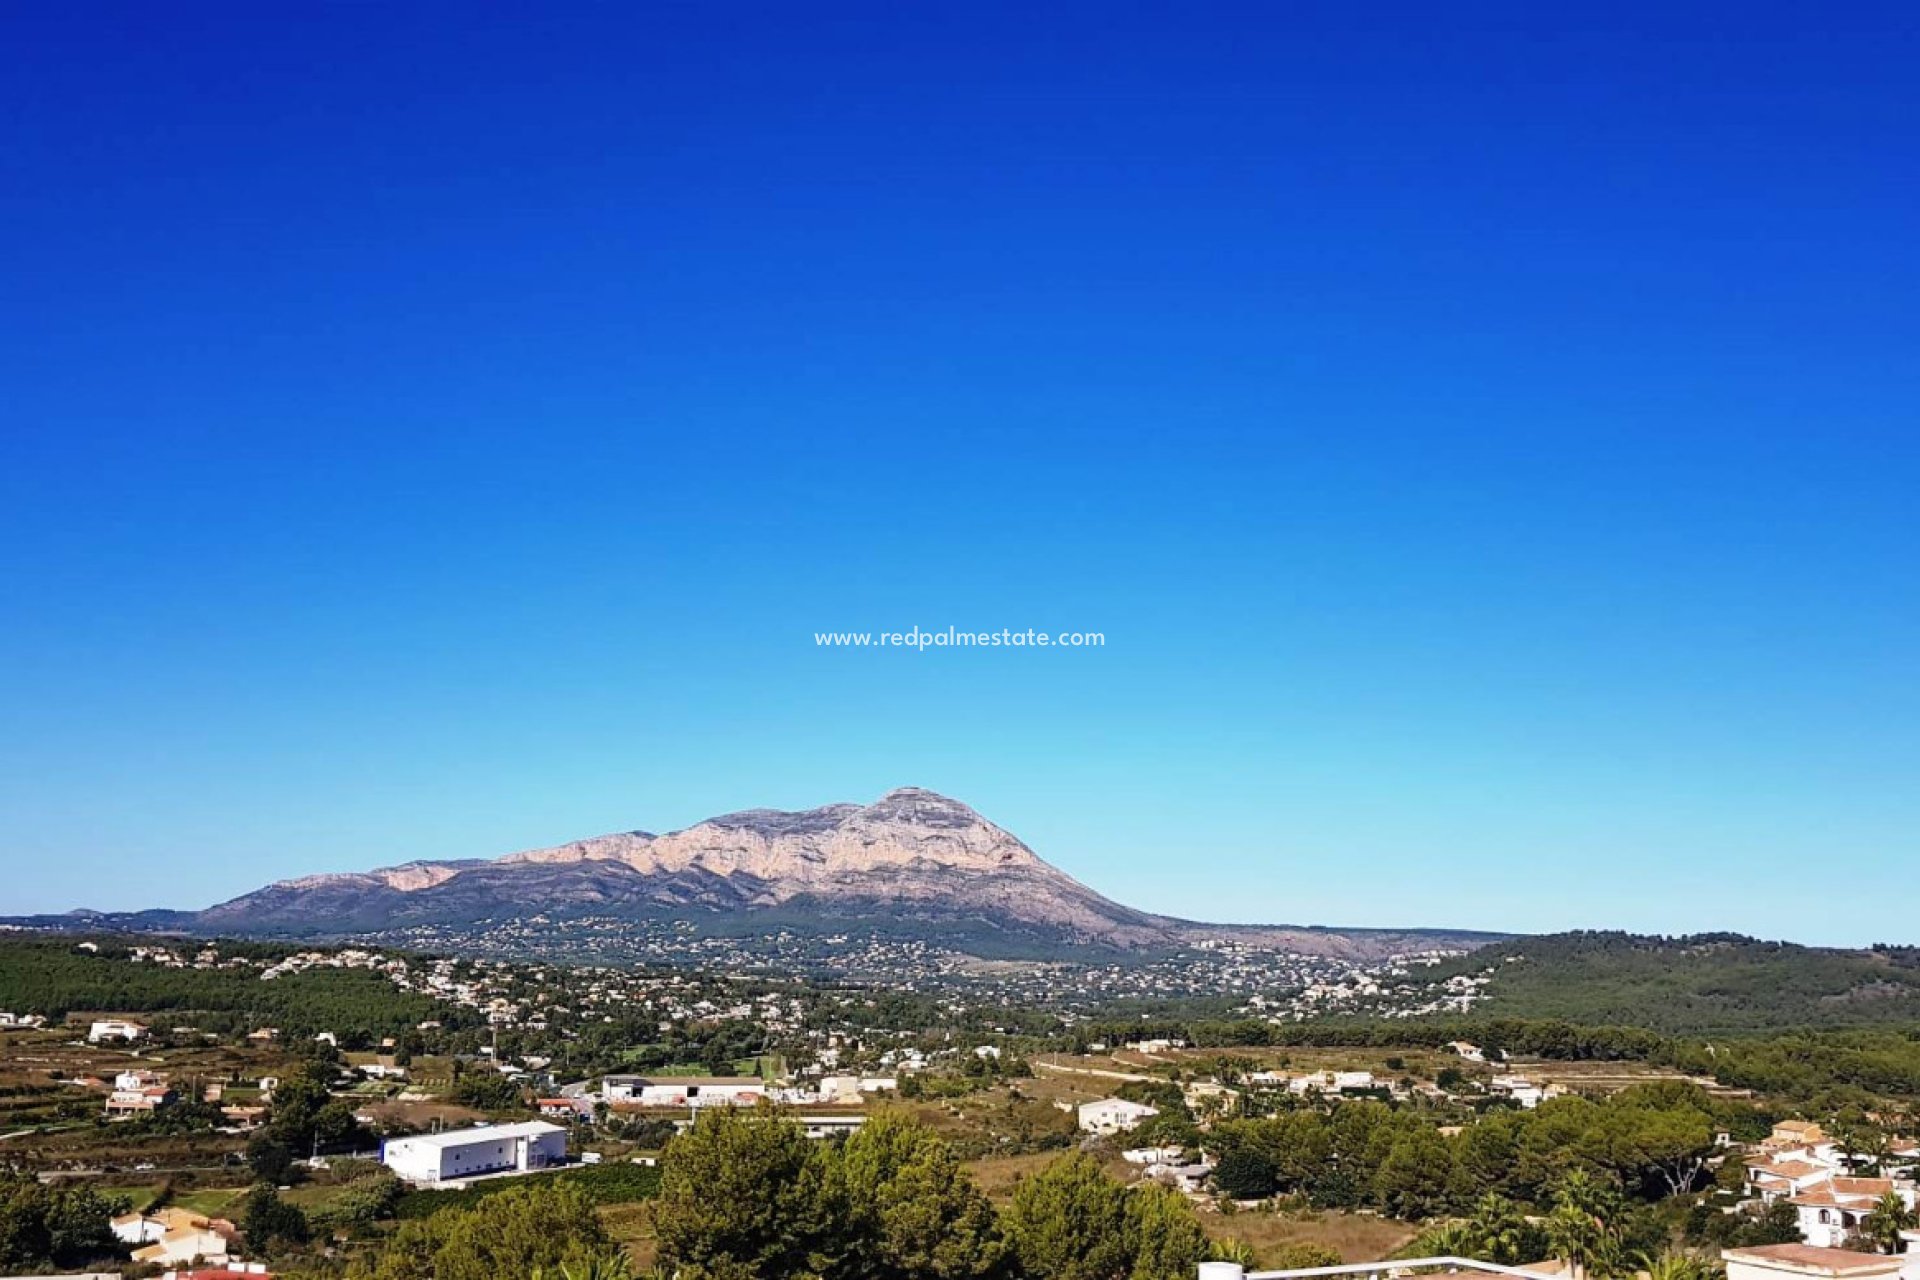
[603,1074,767,1107]
[381,1120,568,1185]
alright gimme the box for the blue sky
[2,4,1915,944]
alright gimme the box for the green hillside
[1432,931,1920,1034]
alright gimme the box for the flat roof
[387,1121,565,1150]
[1724,1245,1903,1276]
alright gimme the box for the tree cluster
[653,1109,1212,1280]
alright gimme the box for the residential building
[1749,1157,1839,1202]
[1788,1177,1918,1248]
[1123,1146,1186,1166]
[88,1019,147,1043]
[1148,1160,1215,1194]
[105,1086,175,1118]
[1078,1097,1159,1134]
[112,1208,236,1267]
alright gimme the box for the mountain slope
[1420,931,1920,1033]
[147,788,1500,959]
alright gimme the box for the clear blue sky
[3,4,1915,944]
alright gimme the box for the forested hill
[1428,931,1920,1034]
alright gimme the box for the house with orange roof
[1788,1175,1917,1249]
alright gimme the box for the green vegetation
[1429,933,1920,1034]
[0,1173,122,1273]
[392,1159,661,1218]
[648,1109,1205,1280]
[0,934,445,1036]
[349,1180,619,1280]
[1208,1082,1725,1214]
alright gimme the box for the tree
[241,1184,311,1251]
[1212,1146,1278,1201]
[354,1182,611,1280]
[247,1131,296,1184]
[1728,1201,1803,1248]
[1210,1239,1259,1267]
[1636,1252,1725,1280]
[1861,1191,1916,1255]
[1376,1127,1455,1219]
[1269,1243,1344,1269]
[654,1108,839,1280]
[1004,1154,1134,1280]
[1545,1172,1631,1280]
[841,1111,1005,1280]
[0,1178,118,1271]
[1462,1193,1549,1265]
[1124,1182,1210,1280]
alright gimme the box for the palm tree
[1636,1251,1725,1280]
[1401,1221,1475,1259]
[1861,1191,1917,1254]
[1210,1238,1259,1267]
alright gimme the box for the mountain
[60,788,1503,960]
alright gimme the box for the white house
[1148,1160,1216,1194]
[1288,1070,1376,1095]
[1489,1075,1547,1108]
[1078,1097,1158,1134]
[113,1208,232,1267]
[817,1075,866,1104]
[1748,1156,1840,1203]
[799,1114,869,1140]
[88,1019,148,1043]
[1124,1145,1186,1166]
[1786,1176,1917,1248]
[382,1120,568,1185]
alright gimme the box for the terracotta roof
[1788,1189,1875,1210]
[1753,1160,1824,1179]
[1830,1177,1896,1196]
[1723,1244,1901,1276]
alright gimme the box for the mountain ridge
[36,787,1507,960]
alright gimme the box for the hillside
[1426,931,1920,1034]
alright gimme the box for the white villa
[1078,1097,1159,1134]
[88,1019,148,1043]
[1787,1177,1917,1249]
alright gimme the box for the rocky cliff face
[188,787,1491,957]
[503,787,1045,884]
